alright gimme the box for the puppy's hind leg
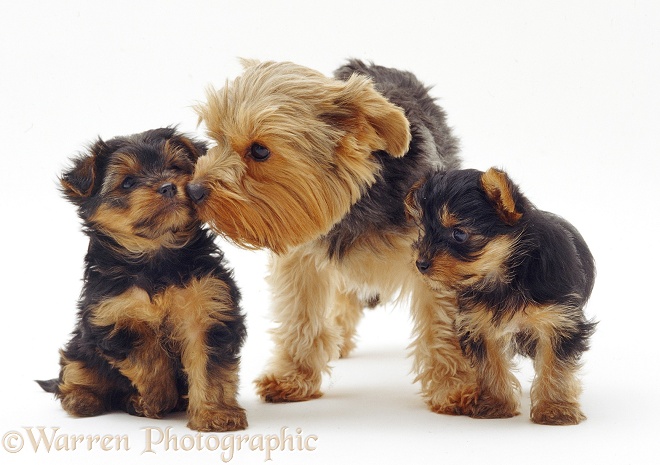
[256,245,342,402]
[529,308,593,425]
[55,354,111,417]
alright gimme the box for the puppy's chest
[88,256,230,331]
[90,275,230,332]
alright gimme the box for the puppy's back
[521,211,596,307]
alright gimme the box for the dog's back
[326,60,461,257]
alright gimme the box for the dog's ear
[334,75,411,158]
[60,139,110,203]
[480,167,523,226]
[404,178,425,222]
[166,134,208,163]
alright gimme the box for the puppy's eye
[248,143,271,161]
[121,177,137,190]
[169,163,189,173]
[451,228,469,243]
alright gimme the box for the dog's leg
[90,288,179,419]
[332,289,364,358]
[523,304,588,425]
[530,342,585,425]
[165,277,247,432]
[468,334,521,418]
[56,355,111,417]
[111,325,179,419]
[529,336,585,424]
[410,280,480,416]
[255,245,342,402]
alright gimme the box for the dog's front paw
[126,392,177,419]
[338,338,357,359]
[471,392,520,419]
[187,407,248,432]
[428,383,480,416]
[255,372,322,403]
[531,401,585,425]
[61,388,106,417]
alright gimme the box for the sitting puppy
[187,59,482,415]
[406,167,597,425]
[38,128,247,432]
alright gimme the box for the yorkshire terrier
[406,167,597,425]
[38,128,247,432]
[186,59,482,415]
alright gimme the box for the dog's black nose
[416,259,431,274]
[158,183,177,198]
[186,183,208,204]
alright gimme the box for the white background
[1,1,659,464]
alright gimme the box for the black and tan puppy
[38,128,247,431]
[187,60,482,416]
[407,167,597,424]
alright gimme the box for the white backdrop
[1,1,658,464]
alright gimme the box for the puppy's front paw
[126,392,177,419]
[531,401,585,425]
[255,372,322,403]
[61,388,106,417]
[187,407,248,432]
[428,383,480,416]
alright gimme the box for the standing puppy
[39,128,247,431]
[406,167,597,424]
[188,60,482,415]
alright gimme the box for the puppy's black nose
[416,259,431,274]
[186,183,208,204]
[158,183,177,198]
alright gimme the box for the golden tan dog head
[187,60,411,254]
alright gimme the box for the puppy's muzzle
[186,183,209,204]
[159,183,177,199]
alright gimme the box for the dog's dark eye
[169,163,189,174]
[451,228,469,243]
[248,143,271,161]
[121,177,137,190]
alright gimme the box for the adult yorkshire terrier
[406,167,597,424]
[38,128,247,432]
[187,59,482,415]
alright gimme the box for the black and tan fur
[38,128,247,432]
[407,167,597,425]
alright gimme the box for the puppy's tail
[36,378,59,394]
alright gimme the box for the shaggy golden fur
[187,60,480,415]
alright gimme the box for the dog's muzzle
[186,183,209,204]
[415,259,431,274]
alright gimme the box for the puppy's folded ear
[60,139,108,202]
[166,134,208,163]
[480,167,523,225]
[404,178,425,222]
[332,75,412,158]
